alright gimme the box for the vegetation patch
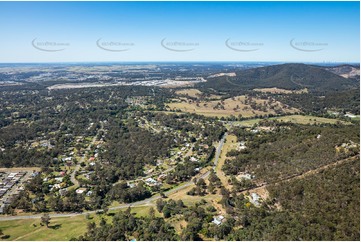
[253,87,308,94]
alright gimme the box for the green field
[0,205,163,241]
[0,215,90,241]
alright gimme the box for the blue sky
[0,1,359,63]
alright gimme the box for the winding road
[3,133,353,222]
[0,132,228,221]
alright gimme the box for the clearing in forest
[175,89,203,98]
[167,95,298,118]
[236,115,350,127]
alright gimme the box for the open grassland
[253,87,308,94]
[0,215,90,241]
[175,88,202,98]
[236,115,351,127]
[175,88,222,100]
[167,95,298,118]
[0,205,164,241]
[167,182,221,207]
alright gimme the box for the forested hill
[200,63,359,92]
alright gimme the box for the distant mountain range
[201,63,359,92]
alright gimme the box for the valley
[0,62,359,241]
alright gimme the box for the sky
[0,1,359,63]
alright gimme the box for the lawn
[127,205,162,218]
[166,179,222,207]
[0,215,91,241]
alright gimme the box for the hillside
[322,64,360,80]
[200,63,358,92]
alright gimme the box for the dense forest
[230,158,360,240]
[224,121,359,183]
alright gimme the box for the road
[213,132,227,170]
[0,152,357,221]
[0,132,228,221]
[70,122,104,188]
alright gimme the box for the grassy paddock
[0,215,91,241]
[175,89,202,98]
[236,115,350,127]
[167,95,298,118]
[0,205,164,241]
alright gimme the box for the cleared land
[236,115,350,127]
[215,134,238,188]
[0,215,90,241]
[175,88,222,100]
[175,89,202,98]
[0,205,163,241]
[167,95,298,118]
[253,87,308,94]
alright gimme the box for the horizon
[0,61,359,65]
[0,1,359,63]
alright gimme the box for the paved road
[0,133,227,221]
[213,132,227,170]
[2,153,357,221]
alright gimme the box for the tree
[208,182,215,194]
[148,207,155,219]
[103,206,109,215]
[162,205,172,218]
[197,178,207,189]
[156,198,165,213]
[41,213,51,228]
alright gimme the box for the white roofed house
[62,157,72,162]
[212,215,225,226]
[54,177,63,183]
[190,157,198,162]
[76,188,87,194]
[239,141,247,150]
[250,193,261,206]
[238,173,253,180]
[145,177,160,186]
[59,188,68,196]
